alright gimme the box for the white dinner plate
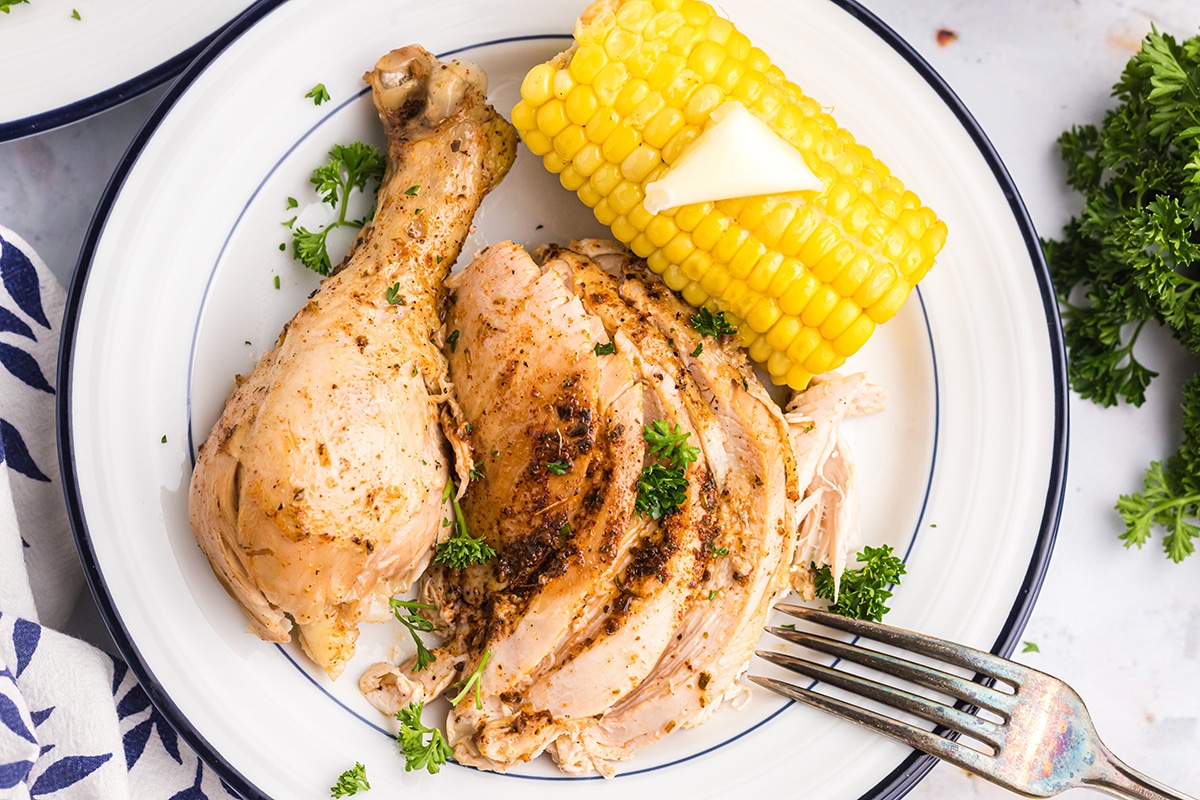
[60,0,1068,798]
[0,0,252,140]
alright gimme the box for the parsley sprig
[0,0,30,12]
[433,479,497,569]
[286,142,385,275]
[394,701,452,774]
[635,421,699,519]
[388,597,436,671]
[449,648,492,709]
[812,544,906,622]
[330,762,369,797]
[1044,28,1200,560]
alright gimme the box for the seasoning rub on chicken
[360,239,877,775]
[187,46,517,679]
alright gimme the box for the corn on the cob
[511,0,947,389]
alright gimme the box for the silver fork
[750,604,1197,800]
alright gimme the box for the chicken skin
[359,240,875,775]
[187,46,517,679]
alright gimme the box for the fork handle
[1087,743,1198,800]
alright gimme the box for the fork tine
[747,674,992,776]
[765,624,1016,717]
[775,603,1027,686]
[755,649,1004,751]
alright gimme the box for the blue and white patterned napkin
[0,226,239,799]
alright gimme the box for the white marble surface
[1,1,1197,798]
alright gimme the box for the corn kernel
[746,297,782,333]
[577,183,602,208]
[682,281,709,308]
[662,125,700,164]
[833,314,875,357]
[617,0,655,31]
[766,350,791,378]
[778,271,819,317]
[674,202,709,231]
[521,63,555,105]
[680,249,712,281]
[602,122,642,163]
[662,261,689,291]
[811,240,854,283]
[511,100,537,132]
[645,214,679,247]
[554,126,588,161]
[682,83,722,125]
[747,335,773,365]
[801,285,839,327]
[573,143,604,177]
[832,252,872,296]
[615,78,650,117]
[610,180,644,216]
[585,107,621,144]
[712,224,748,263]
[559,165,586,191]
[553,69,575,100]
[764,314,801,352]
[630,233,655,257]
[543,151,567,174]
[786,327,821,363]
[627,204,654,231]
[818,297,861,340]
[523,130,553,156]
[643,107,686,149]
[611,215,638,244]
[622,144,661,183]
[728,238,766,279]
[593,62,630,106]
[853,264,897,308]
[570,44,608,84]
[766,257,804,297]
[786,365,813,389]
[566,86,600,126]
[663,231,695,264]
[536,100,570,137]
[591,162,623,195]
[606,27,640,61]
[594,198,618,226]
[699,265,731,296]
[867,280,911,323]
[803,341,842,375]
[692,211,726,251]
[747,250,782,293]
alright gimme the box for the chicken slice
[187,46,517,679]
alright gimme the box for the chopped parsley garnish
[385,282,403,305]
[545,460,570,475]
[306,83,331,105]
[635,421,698,519]
[286,142,385,275]
[710,544,729,556]
[0,0,30,12]
[449,648,492,709]
[404,184,421,196]
[812,544,906,622]
[690,307,737,338]
[469,460,484,481]
[388,598,436,671]
[70,8,80,19]
[394,701,452,774]
[433,479,496,569]
[446,329,460,352]
[330,762,369,797]
[594,341,616,356]
[1021,641,1040,653]
[690,342,704,358]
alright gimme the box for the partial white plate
[60,0,1067,798]
[0,0,252,140]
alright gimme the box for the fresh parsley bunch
[1044,27,1200,562]
[812,544,906,622]
[286,142,385,275]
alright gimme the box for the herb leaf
[690,307,737,338]
[306,83,331,105]
[594,341,616,356]
[330,762,370,797]
[287,142,385,275]
[394,701,452,774]
[388,597,436,671]
[433,479,497,569]
[1046,28,1200,560]
[811,544,906,622]
[642,420,699,469]
[449,648,492,709]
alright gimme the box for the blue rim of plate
[57,0,1069,798]
[0,5,251,142]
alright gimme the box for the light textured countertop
[1,2,1197,799]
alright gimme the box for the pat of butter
[643,101,824,215]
